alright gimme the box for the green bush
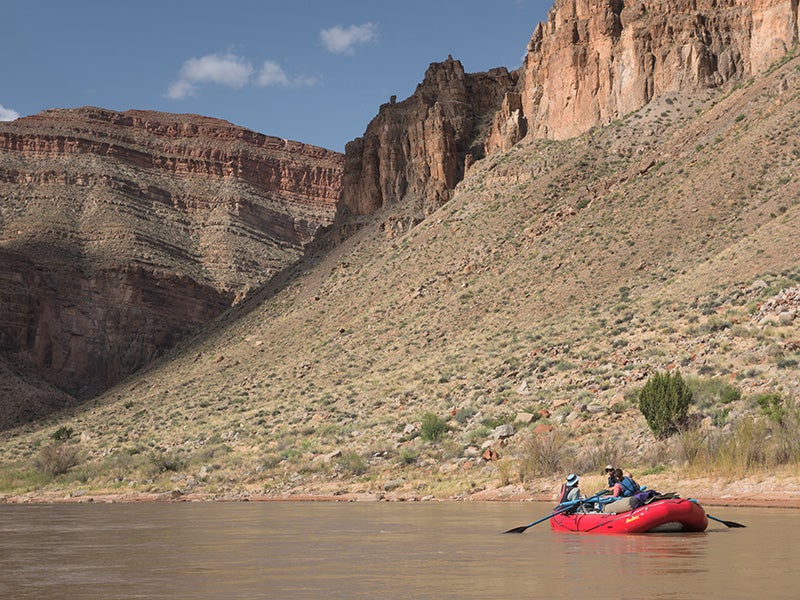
[754,392,785,423]
[638,371,692,438]
[50,426,74,442]
[398,446,418,465]
[686,376,741,408]
[420,412,448,442]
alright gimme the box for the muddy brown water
[0,501,796,599]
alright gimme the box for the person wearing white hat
[559,473,581,503]
[604,464,616,488]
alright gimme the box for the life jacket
[618,476,640,497]
[558,483,569,503]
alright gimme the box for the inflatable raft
[550,497,708,533]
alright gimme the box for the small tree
[420,412,448,442]
[638,370,692,438]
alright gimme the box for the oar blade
[707,513,746,528]
[720,519,746,528]
[504,525,530,534]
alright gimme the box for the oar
[706,513,746,528]
[504,490,609,534]
[689,499,746,528]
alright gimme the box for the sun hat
[566,473,579,487]
[605,464,614,471]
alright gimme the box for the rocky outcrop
[518,0,799,141]
[0,108,343,412]
[341,57,517,229]
[485,92,528,155]
[340,1,799,227]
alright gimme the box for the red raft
[550,498,708,533]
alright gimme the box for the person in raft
[604,464,616,488]
[602,469,642,513]
[558,473,582,504]
[611,468,640,497]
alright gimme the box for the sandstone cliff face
[341,1,798,229]
[341,57,517,231]
[518,0,799,141]
[0,108,343,412]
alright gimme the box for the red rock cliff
[0,107,343,415]
[517,0,799,141]
[341,1,798,227]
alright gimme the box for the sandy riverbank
[3,474,800,508]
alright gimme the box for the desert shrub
[516,431,566,481]
[686,376,741,408]
[192,443,232,464]
[481,412,515,428]
[575,438,625,476]
[676,428,711,466]
[765,402,800,465]
[0,465,50,491]
[754,392,785,423]
[398,446,418,465]
[338,451,367,476]
[34,443,81,477]
[638,370,692,438]
[454,407,477,425]
[496,458,514,486]
[420,412,448,442]
[51,426,74,442]
[107,452,135,481]
[148,449,185,474]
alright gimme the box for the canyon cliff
[0,107,343,424]
[2,0,799,428]
[518,0,799,141]
[345,0,799,226]
[341,57,518,234]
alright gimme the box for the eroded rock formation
[0,108,343,415]
[341,57,517,230]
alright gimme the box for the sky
[1,1,552,152]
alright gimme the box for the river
[0,501,796,599]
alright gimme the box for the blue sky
[2,1,551,152]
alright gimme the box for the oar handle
[504,489,610,534]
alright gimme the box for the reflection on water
[0,502,797,599]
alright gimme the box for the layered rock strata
[0,108,343,411]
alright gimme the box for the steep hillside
[2,51,798,500]
[0,108,343,424]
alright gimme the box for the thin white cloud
[257,61,290,86]
[166,80,196,100]
[320,22,378,55]
[257,61,318,87]
[167,53,254,99]
[168,54,316,98]
[0,104,20,121]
